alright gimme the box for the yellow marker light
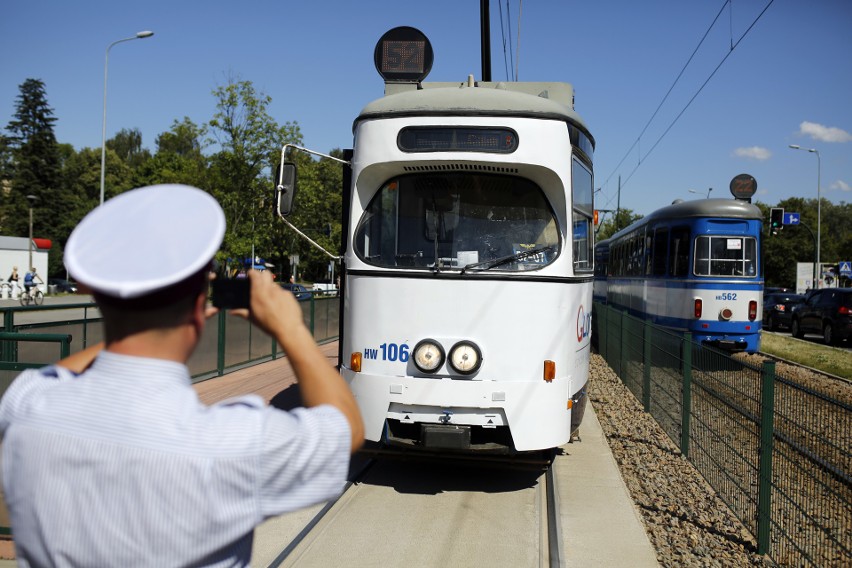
[350,352,363,372]
[543,360,556,382]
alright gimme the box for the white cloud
[734,146,772,160]
[797,121,852,143]
[830,180,851,192]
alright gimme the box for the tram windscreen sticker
[513,243,548,264]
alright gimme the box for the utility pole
[480,0,491,81]
[616,176,622,232]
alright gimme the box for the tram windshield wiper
[460,245,556,274]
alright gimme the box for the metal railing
[593,301,851,567]
[0,293,340,388]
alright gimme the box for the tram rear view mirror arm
[276,163,297,217]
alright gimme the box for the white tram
[278,28,596,452]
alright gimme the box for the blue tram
[594,197,764,352]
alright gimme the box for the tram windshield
[694,235,757,277]
[354,173,559,272]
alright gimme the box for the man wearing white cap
[0,184,364,567]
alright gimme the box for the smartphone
[211,278,251,309]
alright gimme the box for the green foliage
[758,198,852,288]
[106,128,151,171]
[138,118,209,188]
[595,208,644,241]
[2,78,75,274]
[206,78,303,272]
[283,152,344,281]
[156,117,207,157]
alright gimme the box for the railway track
[264,452,562,568]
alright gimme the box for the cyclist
[23,267,43,298]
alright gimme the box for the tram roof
[605,198,763,242]
[355,80,594,147]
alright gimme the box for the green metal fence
[593,301,851,567]
[0,294,341,391]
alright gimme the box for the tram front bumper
[341,368,583,452]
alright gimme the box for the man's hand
[233,270,364,453]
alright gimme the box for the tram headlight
[412,339,445,373]
[448,341,482,375]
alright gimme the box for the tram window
[572,159,593,272]
[652,228,668,275]
[353,173,559,272]
[694,236,758,277]
[669,228,690,277]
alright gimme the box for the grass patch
[760,333,852,379]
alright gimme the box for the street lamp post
[688,188,713,198]
[789,145,821,288]
[26,195,38,270]
[100,30,154,206]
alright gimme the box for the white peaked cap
[65,184,226,299]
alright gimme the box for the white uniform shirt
[0,352,351,567]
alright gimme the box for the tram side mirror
[276,163,297,217]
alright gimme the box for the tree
[2,79,73,274]
[156,117,206,156]
[60,147,111,232]
[277,150,345,281]
[759,198,852,288]
[206,78,302,268]
[0,134,13,184]
[106,127,151,171]
[135,118,209,188]
[595,208,643,241]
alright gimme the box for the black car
[762,293,805,331]
[48,278,78,294]
[790,288,852,345]
[281,283,311,301]
[764,286,794,295]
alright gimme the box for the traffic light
[769,208,784,233]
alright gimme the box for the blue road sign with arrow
[783,212,800,225]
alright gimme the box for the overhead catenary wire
[498,0,511,81]
[597,0,775,210]
[599,0,731,192]
[515,0,522,81]
[498,1,521,81]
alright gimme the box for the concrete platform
[555,404,660,567]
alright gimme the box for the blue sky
[2,1,850,217]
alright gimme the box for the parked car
[48,278,78,294]
[790,288,852,345]
[762,293,805,331]
[311,282,338,297]
[764,286,794,295]
[281,283,311,301]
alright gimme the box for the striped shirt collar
[88,350,192,386]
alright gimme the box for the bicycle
[20,287,44,306]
